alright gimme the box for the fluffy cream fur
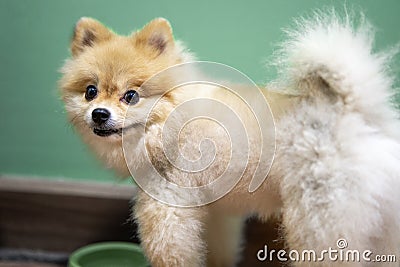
[61,12,400,267]
[271,12,400,266]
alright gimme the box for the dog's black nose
[92,108,110,124]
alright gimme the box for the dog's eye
[85,85,98,101]
[122,90,139,105]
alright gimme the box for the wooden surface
[0,177,284,266]
[0,176,136,199]
[0,176,137,253]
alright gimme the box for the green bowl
[68,242,149,267]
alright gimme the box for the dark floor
[0,263,63,267]
[0,248,67,267]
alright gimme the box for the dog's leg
[134,190,207,267]
[281,185,367,267]
[205,213,244,267]
[276,104,400,267]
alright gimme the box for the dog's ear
[71,17,113,57]
[133,18,174,55]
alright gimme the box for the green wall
[1,0,399,183]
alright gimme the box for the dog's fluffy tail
[272,10,399,137]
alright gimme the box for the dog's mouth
[93,128,121,137]
[92,123,141,137]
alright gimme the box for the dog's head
[60,17,191,143]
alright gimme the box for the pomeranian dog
[60,11,400,267]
